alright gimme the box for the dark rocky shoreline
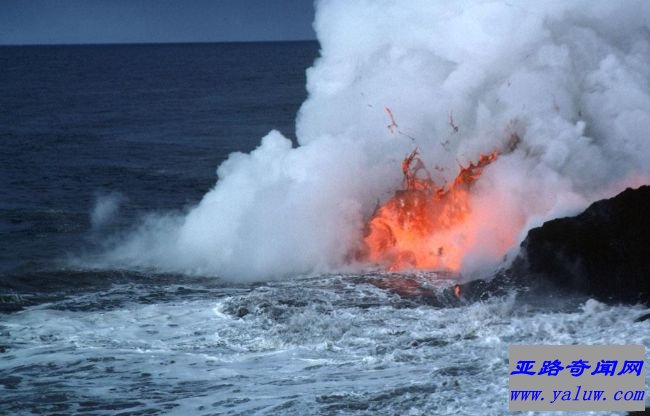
[460,185,650,306]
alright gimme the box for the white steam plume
[90,192,125,230]
[94,0,650,280]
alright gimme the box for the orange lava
[360,149,499,272]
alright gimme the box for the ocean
[1,42,648,415]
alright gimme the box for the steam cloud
[94,0,650,280]
[90,192,125,230]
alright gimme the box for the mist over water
[90,192,125,230]
[96,0,650,280]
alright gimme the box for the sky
[0,0,316,45]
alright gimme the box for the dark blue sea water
[1,42,647,416]
[0,41,316,283]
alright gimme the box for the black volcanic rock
[508,185,650,304]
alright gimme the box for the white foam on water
[2,278,648,414]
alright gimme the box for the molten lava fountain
[361,148,499,272]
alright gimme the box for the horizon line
[0,38,319,47]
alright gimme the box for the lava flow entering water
[360,148,499,272]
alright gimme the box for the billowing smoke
[93,0,650,280]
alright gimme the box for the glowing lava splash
[361,149,499,272]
